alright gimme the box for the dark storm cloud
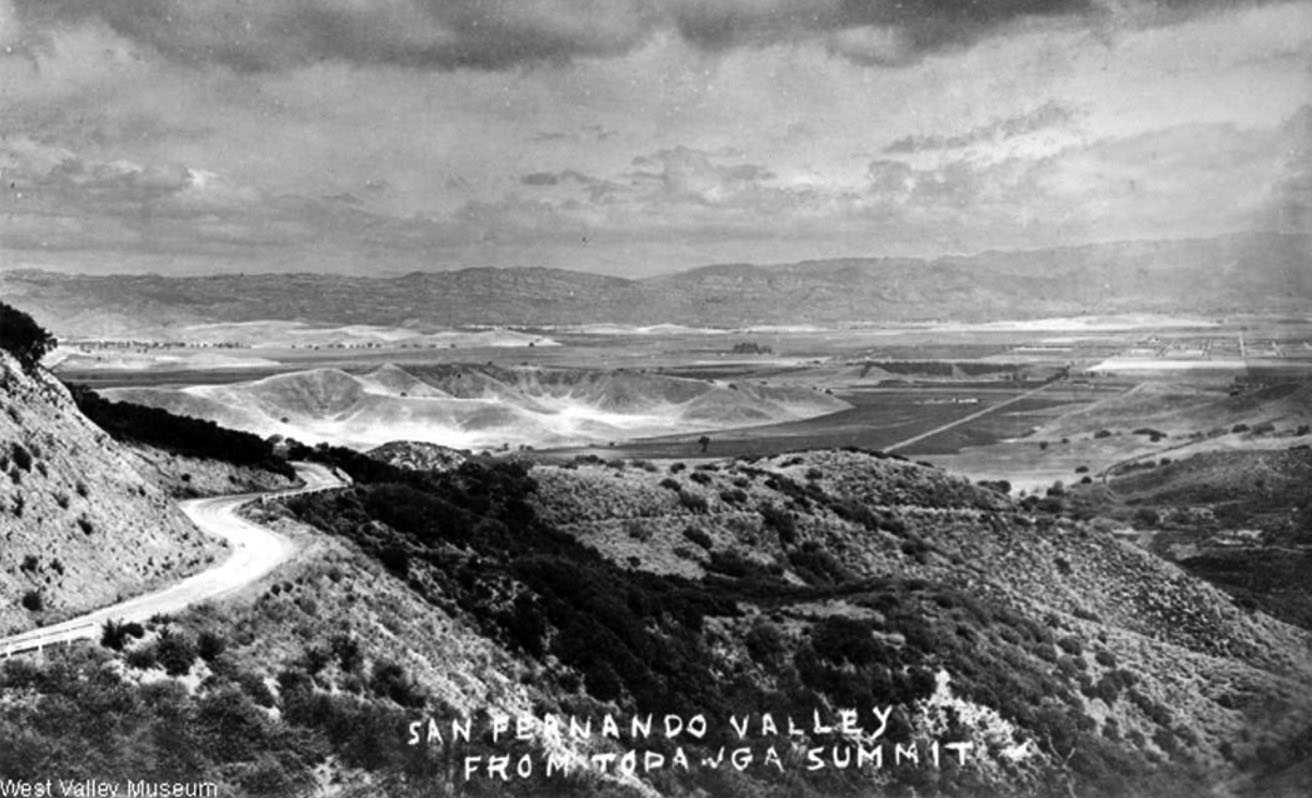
[8,0,1263,72]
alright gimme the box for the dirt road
[0,461,344,656]
[885,379,1062,454]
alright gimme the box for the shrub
[10,443,32,472]
[758,503,797,545]
[0,302,57,371]
[156,630,198,676]
[125,644,158,670]
[677,490,708,513]
[788,545,852,585]
[745,620,787,665]
[1057,636,1084,656]
[238,671,277,708]
[719,488,748,504]
[331,635,363,673]
[101,619,146,651]
[20,590,43,612]
[369,660,426,708]
[198,630,228,662]
[76,517,94,536]
[682,526,713,550]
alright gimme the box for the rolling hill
[102,363,851,450]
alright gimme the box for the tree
[0,302,57,372]
[697,435,711,453]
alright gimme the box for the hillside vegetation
[0,351,221,635]
[247,446,1312,797]
[2,443,1309,796]
[69,385,294,479]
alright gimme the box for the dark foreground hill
[10,445,1290,797]
[4,231,1309,334]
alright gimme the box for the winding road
[0,461,346,657]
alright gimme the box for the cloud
[630,147,776,204]
[885,101,1080,154]
[6,0,1267,72]
[520,169,596,187]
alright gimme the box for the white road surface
[0,461,345,657]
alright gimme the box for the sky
[0,0,1309,277]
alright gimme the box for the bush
[101,620,145,651]
[155,630,198,676]
[745,620,787,665]
[677,490,708,513]
[331,635,363,673]
[1058,636,1084,656]
[125,644,158,670]
[198,631,228,662]
[0,302,56,371]
[20,590,42,612]
[719,488,748,504]
[758,503,797,545]
[238,672,277,708]
[369,660,426,708]
[10,443,31,472]
[682,526,713,550]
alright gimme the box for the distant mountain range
[3,231,1308,334]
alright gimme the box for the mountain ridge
[5,231,1307,335]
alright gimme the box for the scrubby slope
[1042,382,1312,439]
[0,352,221,635]
[365,440,468,472]
[261,448,1312,797]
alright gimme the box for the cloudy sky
[1,0,1309,277]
